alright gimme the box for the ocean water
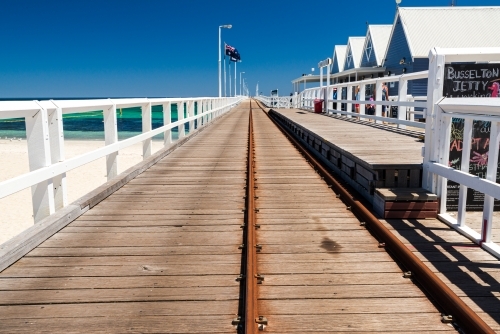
[0,102,196,141]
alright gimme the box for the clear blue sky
[0,0,498,98]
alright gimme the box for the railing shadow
[384,217,500,325]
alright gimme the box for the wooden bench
[373,188,438,219]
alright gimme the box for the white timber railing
[423,47,500,257]
[255,95,292,109]
[297,71,428,129]
[0,96,243,225]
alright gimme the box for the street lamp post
[240,72,245,96]
[218,24,232,97]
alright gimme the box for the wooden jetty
[0,100,499,333]
[0,106,249,333]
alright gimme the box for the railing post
[346,85,353,118]
[481,121,500,243]
[188,100,195,133]
[142,102,152,159]
[26,104,55,222]
[104,102,118,180]
[326,64,330,112]
[198,99,203,127]
[205,100,208,124]
[359,84,366,120]
[48,105,67,210]
[178,101,185,139]
[375,81,382,124]
[457,119,473,226]
[423,48,446,194]
[437,113,451,215]
[163,102,172,146]
[397,77,408,129]
[336,86,341,115]
[209,99,214,123]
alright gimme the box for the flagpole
[224,55,226,97]
[234,61,237,96]
[229,61,232,97]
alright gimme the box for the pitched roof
[332,45,347,72]
[397,6,500,58]
[345,37,365,69]
[367,25,392,66]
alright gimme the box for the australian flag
[225,43,241,62]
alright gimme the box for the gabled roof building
[360,25,392,68]
[331,45,347,75]
[383,6,500,96]
[343,37,365,71]
[292,6,500,95]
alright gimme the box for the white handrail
[0,96,244,225]
[297,70,429,129]
[255,95,292,109]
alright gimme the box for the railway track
[236,99,493,333]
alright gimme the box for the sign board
[443,63,500,210]
[318,58,332,69]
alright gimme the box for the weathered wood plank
[0,105,250,333]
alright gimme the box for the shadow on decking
[383,217,500,326]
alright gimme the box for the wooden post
[423,49,446,194]
[178,101,185,139]
[375,81,382,124]
[346,85,353,118]
[397,77,408,129]
[457,119,473,226]
[163,102,172,146]
[437,113,451,215]
[336,86,341,116]
[48,106,67,210]
[481,121,500,243]
[142,102,152,159]
[202,99,207,127]
[26,105,55,222]
[359,84,366,120]
[104,102,118,180]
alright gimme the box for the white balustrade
[294,71,428,129]
[0,96,243,228]
[255,96,292,109]
[423,47,500,257]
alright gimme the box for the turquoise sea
[0,101,198,141]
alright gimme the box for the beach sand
[0,139,164,245]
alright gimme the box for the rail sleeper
[373,188,438,219]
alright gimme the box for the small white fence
[255,95,291,109]
[259,71,428,130]
[0,96,243,225]
[300,71,428,130]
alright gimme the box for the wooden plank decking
[251,108,454,332]
[382,217,500,331]
[0,104,250,333]
[273,109,423,167]
[269,108,426,202]
[266,106,500,332]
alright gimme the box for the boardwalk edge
[0,110,233,272]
